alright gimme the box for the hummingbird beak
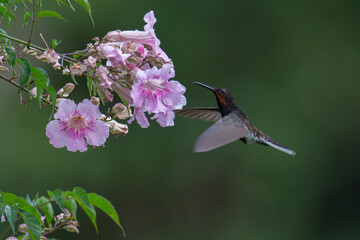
[193,81,215,92]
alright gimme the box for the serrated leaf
[36,196,53,226]
[18,58,31,93]
[38,10,67,22]
[5,204,18,233]
[48,189,65,213]
[75,0,94,26]
[63,198,77,220]
[88,193,125,236]
[22,11,32,28]
[5,47,16,73]
[20,212,42,240]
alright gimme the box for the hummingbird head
[193,82,236,115]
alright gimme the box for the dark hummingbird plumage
[175,81,296,156]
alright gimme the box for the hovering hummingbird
[174,82,296,156]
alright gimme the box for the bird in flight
[175,82,296,156]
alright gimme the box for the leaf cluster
[0,187,124,240]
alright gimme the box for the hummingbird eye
[220,89,226,94]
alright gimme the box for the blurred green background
[1,0,360,239]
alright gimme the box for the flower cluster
[36,11,186,151]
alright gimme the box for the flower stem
[27,0,37,47]
[0,32,45,52]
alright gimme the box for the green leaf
[51,39,61,49]
[5,47,16,73]
[86,77,93,97]
[75,0,94,26]
[22,11,32,28]
[5,204,19,233]
[36,196,54,226]
[48,84,57,107]
[48,189,65,213]
[18,58,31,93]
[66,0,76,11]
[20,212,42,240]
[2,193,42,224]
[38,10,67,22]
[74,187,94,214]
[88,193,125,235]
[70,73,78,84]
[36,85,44,108]
[31,67,50,89]
[63,198,77,220]
[64,190,98,233]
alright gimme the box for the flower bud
[18,223,28,233]
[56,98,67,107]
[5,237,18,240]
[70,62,87,76]
[62,68,70,75]
[100,115,129,136]
[29,87,37,99]
[63,221,79,234]
[112,103,131,119]
[90,96,100,105]
[57,83,75,97]
[1,213,5,223]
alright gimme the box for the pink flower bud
[70,62,87,76]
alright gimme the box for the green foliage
[38,10,67,22]
[30,67,57,108]
[0,0,94,28]
[18,58,31,93]
[0,187,123,239]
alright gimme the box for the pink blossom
[104,11,170,62]
[129,64,186,127]
[36,49,60,64]
[70,62,87,76]
[97,43,130,67]
[46,99,109,152]
[84,56,97,68]
[1,214,5,223]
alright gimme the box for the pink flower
[36,49,60,64]
[104,11,170,62]
[97,43,130,67]
[1,214,5,223]
[46,99,109,152]
[84,56,97,68]
[129,64,186,127]
[70,62,87,76]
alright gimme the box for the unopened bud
[56,98,67,107]
[63,221,79,234]
[18,223,28,233]
[112,103,131,119]
[100,115,128,136]
[29,87,37,99]
[1,214,5,223]
[60,83,75,97]
[90,96,100,106]
[5,237,18,240]
[62,68,70,75]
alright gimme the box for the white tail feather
[263,139,296,156]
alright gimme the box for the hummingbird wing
[174,107,221,122]
[194,112,249,152]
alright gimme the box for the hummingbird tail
[262,138,296,156]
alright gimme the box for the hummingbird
[174,81,296,156]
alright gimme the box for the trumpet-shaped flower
[46,99,109,152]
[130,64,186,128]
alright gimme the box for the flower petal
[54,99,77,121]
[84,121,109,146]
